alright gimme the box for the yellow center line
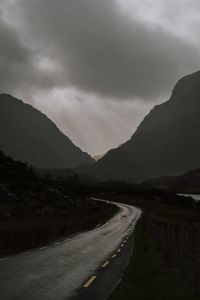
[117,249,121,253]
[101,261,110,268]
[83,276,97,288]
[112,254,117,258]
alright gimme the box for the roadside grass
[110,218,199,300]
[0,200,118,256]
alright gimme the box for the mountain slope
[144,168,200,194]
[93,153,105,161]
[94,71,200,181]
[0,94,93,168]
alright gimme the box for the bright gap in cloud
[18,88,154,156]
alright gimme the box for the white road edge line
[40,246,48,250]
[21,251,31,256]
[54,242,61,246]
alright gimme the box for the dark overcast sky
[0,0,200,155]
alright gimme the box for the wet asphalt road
[0,200,141,300]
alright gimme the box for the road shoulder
[110,217,198,300]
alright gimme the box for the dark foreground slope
[0,151,117,255]
[104,191,200,299]
[92,71,200,182]
[0,94,93,169]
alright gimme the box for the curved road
[0,200,141,300]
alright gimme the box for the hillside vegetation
[0,151,117,255]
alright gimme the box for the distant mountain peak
[89,71,200,182]
[171,71,200,103]
[0,94,94,169]
[93,153,106,161]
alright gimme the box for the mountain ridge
[0,94,93,169]
[144,167,200,195]
[85,71,200,182]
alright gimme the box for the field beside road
[110,216,199,300]
[0,151,118,256]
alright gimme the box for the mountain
[91,71,200,182]
[93,153,105,161]
[0,94,93,169]
[144,168,200,195]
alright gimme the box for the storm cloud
[0,15,31,92]
[0,2,62,95]
[0,0,200,155]
[1,0,200,100]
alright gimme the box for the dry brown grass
[0,200,118,256]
